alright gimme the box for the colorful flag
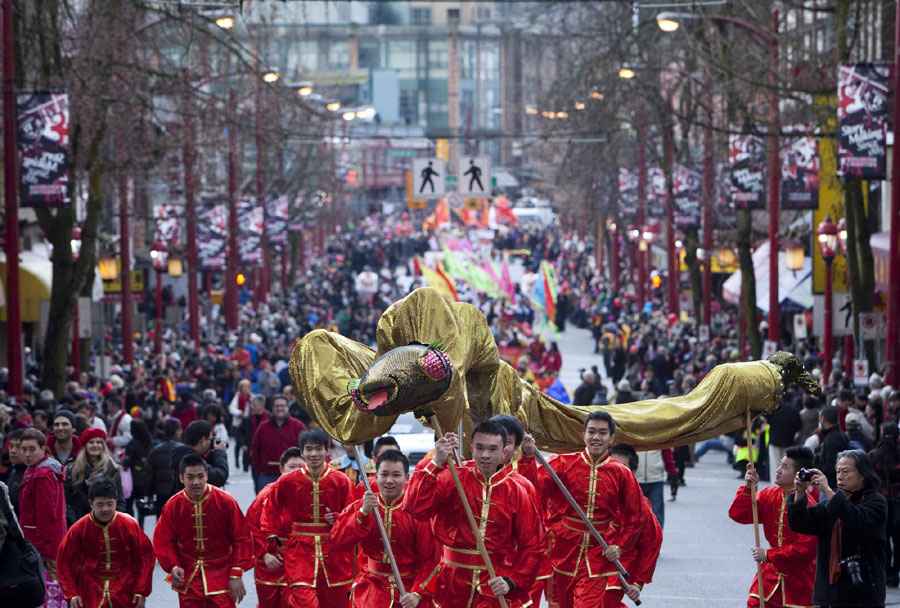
[541,261,558,327]
[499,253,515,300]
[466,255,501,296]
[418,258,458,301]
[442,245,470,282]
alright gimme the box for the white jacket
[635,450,665,484]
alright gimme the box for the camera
[840,555,865,586]
[214,437,229,449]
[797,468,814,482]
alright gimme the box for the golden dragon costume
[289,287,820,452]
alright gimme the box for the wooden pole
[430,417,508,608]
[532,450,639,605]
[745,409,765,608]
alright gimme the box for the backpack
[0,482,46,607]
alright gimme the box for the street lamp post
[663,123,679,318]
[817,217,838,384]
[608,220,619,291]
[658,8,780,345]
[70,228,82,376]
[225,89,239,331]
[636,105,648,309]
[150,241,168,356]
[837,218,854,377]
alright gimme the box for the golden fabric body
[290,287,785,452]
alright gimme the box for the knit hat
[53,410,76,427]
[80,427,108,444]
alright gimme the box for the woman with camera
[787,449,887,607]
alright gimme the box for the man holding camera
[169,420,230,494]
[729,447,818,608]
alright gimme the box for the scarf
[829,491,852,584]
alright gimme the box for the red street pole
[155,270,162,355]
[664,122,679,318]
[225,89,239,331]
[702,75,714,327]
[884,0,900,386]
[767,9,781,346]
[2,0,21,396]
[255,90,267,307]
[823,258,834,383]
[281,248,288,295]
[118,149,133,366]
[182,76,199,351]
[636,105,647,308]
[610,226,619,291]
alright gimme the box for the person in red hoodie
[250,394,306,492]
[19,428,67,580]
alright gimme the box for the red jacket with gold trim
[260,464,356,588]
[57,511,154,606]
[403,460,544,607]
[525,450,644,579]
[332,491,438,604]
[153,486,252,596]
[729,485,817,607]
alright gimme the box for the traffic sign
[698,324,710,343]
[812,293,853,337]
[793,314,808,340]
[763,340,778,358]
[860,312,886,340]
[412,158,445,199]
[457,155,492,197]
[853,358,870,387]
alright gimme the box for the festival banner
[672,165,701,229]
[238,198,264,266]
[266,194,289,244]
[837,62,889,180]
[196,202,227,271]
[618,168,639,220]
[17,91,70,206]
[153,204,182,246]
[647,168,667,217]
[715,163,737,230]
[781,126,819,210]
[729,125,766,210]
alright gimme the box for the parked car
[383,412,436,466]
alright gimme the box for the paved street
[143,325,900,607]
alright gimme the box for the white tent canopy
[721,241,812,313]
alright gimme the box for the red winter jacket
[20,455,67,561]
[250,416,306,477]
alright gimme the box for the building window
[328,40,349,70]
[477,6,492,21]
[448,8,460,23]
[412,8,431,25]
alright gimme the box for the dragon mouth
[351,378,399,413]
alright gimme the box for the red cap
[80,428,108,444]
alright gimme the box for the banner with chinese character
[153,204,182,245]
[729,125,765,210]
[197,202,227,270]
[17,91,70,206]
[672,165,701,229]
[837,62,889,180]
[781,126,819,210]
[618,168,639,220]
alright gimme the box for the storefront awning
[721,241,812,313]
[0,250,52,323]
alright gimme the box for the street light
[618,65,637,80]
[574,101,585,110]
[70,227,82,376]
[786,241,805,273]
[262,68,280,83]
[150,240,168,356]
[836,218,853,376]
[296,81,313,96]
[590,91,604,100]
[656,12,682,32]
[607,220,619,290]
[215,15,235,30]
[817,216,838,383]
[98,255,118,281]
[326,101,342,112]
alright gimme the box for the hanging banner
[17,91,70,206]
[837,62,889,180]
[715,163,737,230]
[266,194,289,244]
[781,126,819,210]
[672,164,701,229]
[238,198,264,266]
[617,168,639,220]
[729,125,765,210]
[197,202,227,271]
[647,168,667,217]
[153,204,182,245]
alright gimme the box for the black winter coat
[788,488,887,607]
[169,443,229,495]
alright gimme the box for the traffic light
[651,274,662,289]
[236,272,246,286]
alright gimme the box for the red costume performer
[57,511,155,608]
[261,464,356,608]
[246,482,289,608]
[403,460,544,608]
[729,485,818,608]
[154,485,253,607]
[606,493,662,607]
[332,491,439,607]
[522,450,644,608]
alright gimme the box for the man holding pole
[728,447,818,608]
[520,411,643,608]
[332,449,438,607]
[404,420,544,608]
[261,428,356,608]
